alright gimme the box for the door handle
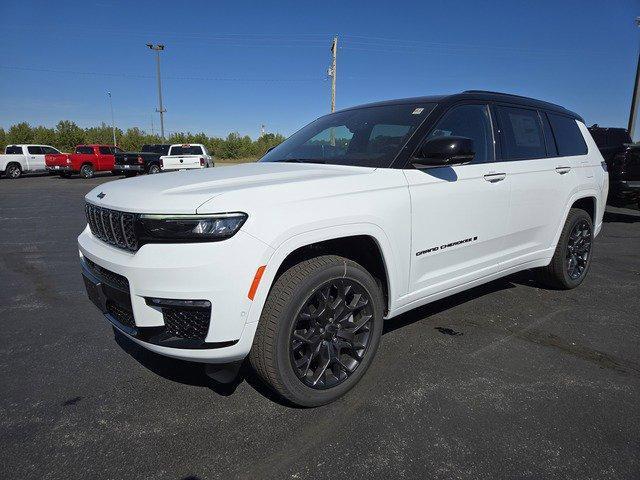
[483,172,506,183]
[555,166,571,175]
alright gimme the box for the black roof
[338,90,583,122]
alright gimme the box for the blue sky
[0,0,638,139]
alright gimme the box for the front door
[404,103,511,300]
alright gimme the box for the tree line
[0,121,286,160]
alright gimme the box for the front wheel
[249,255,384,407]
[536,208,594,289]
[80,164,94,179]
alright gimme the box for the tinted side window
[76,146,94,154]
[496,106,546,160]
[547,113,587,156]
[5,145,22,154]
[426,104,494,163]
[27,146,43,154]
[98,146,111,155]
[42,146,60,154]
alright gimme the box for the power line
[0,65,323,82]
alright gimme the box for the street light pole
[107,91,116,146]
[146,43,166,139]
[628,17,640,140]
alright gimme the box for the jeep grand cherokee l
[79,90,608,406]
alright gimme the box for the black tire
[5,163,22,179]
[249,255,384,407]
[147,163,160,174]
[536,208,594,289]
[80,163,94,179]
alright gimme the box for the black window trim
[402,100,498,168]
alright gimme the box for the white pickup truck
[1,144,62,179]
[159,144,214,171]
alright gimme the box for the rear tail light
[200,158,205,166]
[159,159,163,168]
[137,156,144,164]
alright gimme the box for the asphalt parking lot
[1,173,639,480]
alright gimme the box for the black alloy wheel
[566,219,592,280]
[249,255,384,407]
[290,278,374,389]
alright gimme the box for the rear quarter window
[547,113,588,156]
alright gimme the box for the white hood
[85,162,375,214]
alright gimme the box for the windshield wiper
[278,158,327,164]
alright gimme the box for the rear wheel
[80,163,94,179]
[249,255,384,407]
[147,163,160,174]
[5,163,21,179]
[537,208,593,289]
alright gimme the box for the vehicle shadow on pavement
[111,273,536,406]
[112,327,287,404]
[603,211,640,223]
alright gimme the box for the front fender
[244,222,404,326]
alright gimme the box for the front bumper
[113,165,144,174]
[78,227,273,363]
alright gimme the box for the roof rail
[462,90,538,100]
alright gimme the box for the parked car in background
[159,144,214,171]
[79,90,608,406]
[113,144,171,177]
[46,145,122,178]
[1,144,62,179]
[588,125,639,208]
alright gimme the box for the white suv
[79,91,608,406]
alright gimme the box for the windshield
[260,103,436,167]
[169,145,203,155]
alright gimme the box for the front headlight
[138,213,247,242]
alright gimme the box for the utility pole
[628,17,640,141]
[327,35,338,146]
[107,91,116,146]
[147,43,166,139]
[329,36,338,113]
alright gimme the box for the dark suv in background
[589,125,640,209]
[113,144,171,177]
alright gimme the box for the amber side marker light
[248,265,266,300]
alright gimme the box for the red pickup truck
[46,145,122,178]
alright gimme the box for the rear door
[404,103,511,298]
[495,106,573,267]
[27,146,46,171]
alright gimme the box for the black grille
[84,258,129,291]
[163,308,211,341]
[85,203,138,251]
[106,301,135,328]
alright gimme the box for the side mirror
[412,136,475,168]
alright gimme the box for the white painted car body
[159,144,213,171]
[78,123,608,364]
[0,144,61,175]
